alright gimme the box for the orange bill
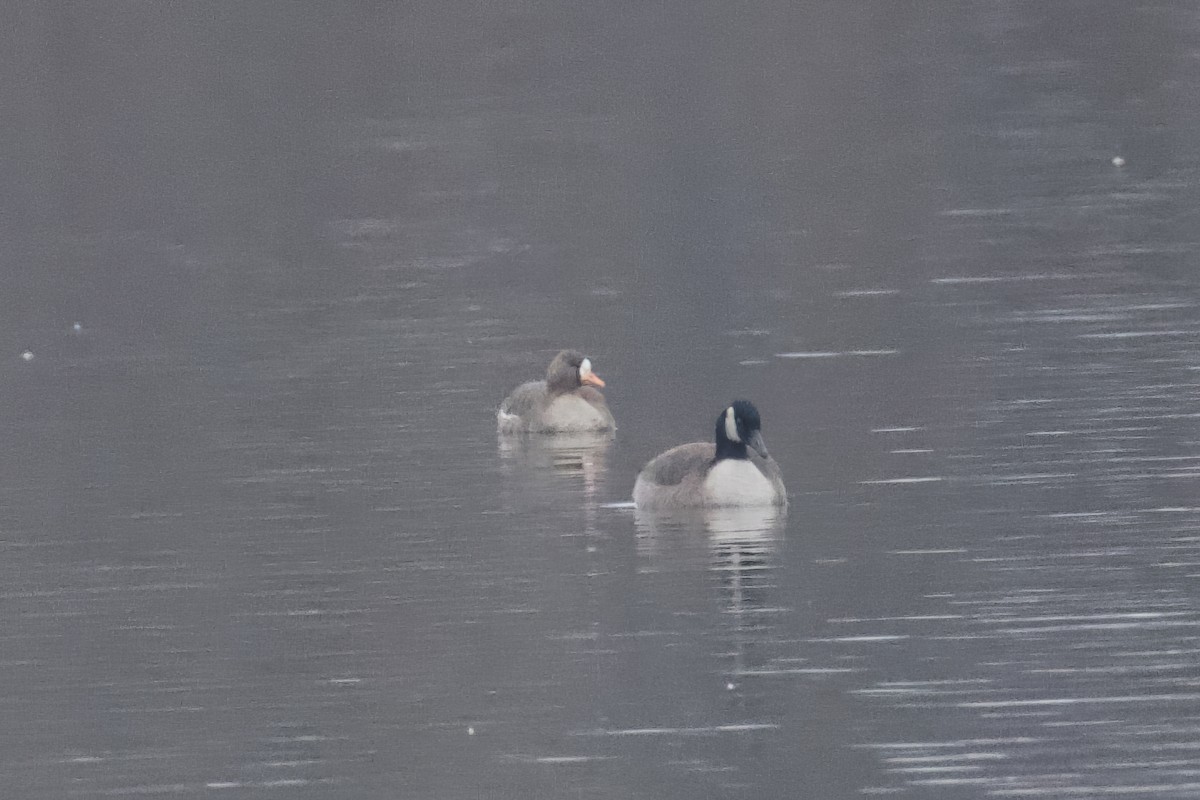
[581,371,606,388]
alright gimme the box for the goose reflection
[497,429,613,501]
[635,505,785,685]
[708,507,785,672]
[634,505,784,563]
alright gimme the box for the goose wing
[500,380,548,419]
[642,442,716,486]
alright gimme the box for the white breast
[541,395,610,431]
[703,459,778,506]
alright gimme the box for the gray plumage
[497,350,615,434]
[633,401,787,509]
[642,442,718,487]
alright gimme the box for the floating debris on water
[1112,155,1126,167]
[20,351,33,362]
[72,322,82,332]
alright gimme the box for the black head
[546,349,606,394]
[713,400,770,461]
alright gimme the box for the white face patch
[580,358,593,379]
[724,406,741,442]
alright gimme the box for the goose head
[714,400,770,461]
[546,350,606,394]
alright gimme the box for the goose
[497,350,615,434]
[633,400,786,508]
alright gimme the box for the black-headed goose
[497,350,616,434]
[633,400,786,508]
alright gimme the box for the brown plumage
[497,350,616,434]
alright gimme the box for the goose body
[497,350,615,434]
[704,457,781,506]
[633,401,786,509]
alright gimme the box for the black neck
[714,420,749,461]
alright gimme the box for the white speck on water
[958,692,1200,709]
[575,723,780,736]
[206,780,311,790]
[932,273,1088,284]
[836,289,901,297]
[993,782,1200,796]
[735,667,860,675]
[861,476,945,485]
[872,426,923,433]
[809,635,910,643]
[21,351,33,362]
[1112,155,1126,167]
[939,207,1014,218]
[775,350,839,359]
[886,753,1008,764]
[858,737,1045,750]
[468,726,475,736]
[776,349,898,359]
[72,322,82,332]
[726,682,736,691]
[831,614,963,622]
[1078,329,1191,339]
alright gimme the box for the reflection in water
[498,431,612,497]
[635,505,785,558]
[498,431,612,540]
[9,1,1200,797]
[636,506,786,685]
[706,508,786,688]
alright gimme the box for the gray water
[5,2,1200,797]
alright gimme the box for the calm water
[5,3,1200,797]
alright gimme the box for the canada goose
[633,400,786,508]
[497,350,616,434]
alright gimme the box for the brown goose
[497,350,616,434]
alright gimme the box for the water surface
[5,2,1200,797]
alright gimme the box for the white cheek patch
[580,358,593,379]
[725,406,741,442]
